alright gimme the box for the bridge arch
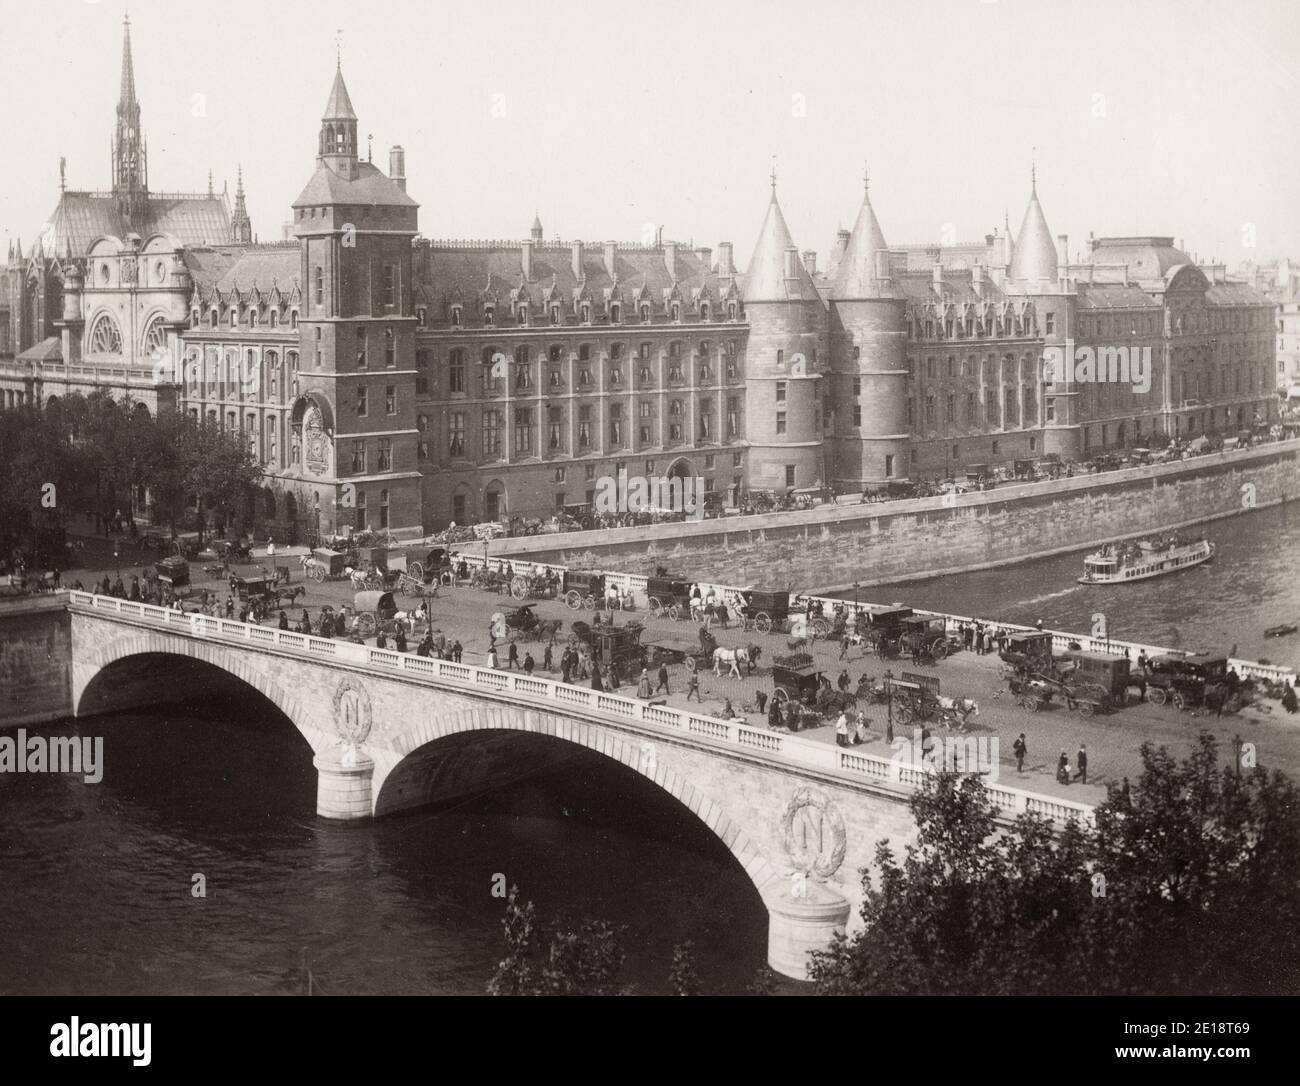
[372,704,784,903]
[73,629,331,755]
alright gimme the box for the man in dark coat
[1076,744,1088,784]
[656,663,670,695]
[1013,733,1027,773]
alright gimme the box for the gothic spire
[120,14,137,110]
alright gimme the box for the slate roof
[1008,183,1058,285]
[292,160,418,209]
[322,66,357,121]
[742,190,820,303]
[184,244,302,304]
[36,191,233,258]
[18,336,63,362]
[833,189,890,299]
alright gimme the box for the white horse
[713,645,754,679]
[937,695,979,729]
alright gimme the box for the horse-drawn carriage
[858,606,915,658]
[155,555,191,589]
[646,575,695,618]
[232,572,303,619]
[301,547,349,583]
[572,619,646,673]
[351,590,401,639]
[998,631,1056,677]
[510,568,561,601]
[500,604,563,642]
[743,591,831,639]
[1146,652,1228,710]
[771,652,824,706]
[896,615,958,662]
[889,672,978,729]
[563,571,607,610]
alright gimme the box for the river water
[2,504,1294,996]
[836,502,1300,672]
[0,706,781,996]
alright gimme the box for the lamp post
[884,669,894,744]
[113,541,120,582]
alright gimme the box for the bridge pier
[313,748,375,820]
[764,880,852,981]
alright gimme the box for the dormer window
[550,305,560,325]
[700,303,711,321]
[517,303,529,326]
[581,304,591,324]
[290,310,299,330]
[671,303,681,322]
[209,308,218,328]
[229,309,238,329]
[250,310,259,329]
[484,305,495,326]
[610,303,621,324]
[191,308,199,329]
[451,305,462,327]
[728,302,738,320]
[640,304,651,323]
[269,310,279,329]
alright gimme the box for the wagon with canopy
[742,590,831,639]
[351,589,399,639]
[646,574,695,618]
[563,570,607,610]
[861,606,915,658]
[897,615,955,662]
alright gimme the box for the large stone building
[0,18,1278,540]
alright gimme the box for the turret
[231,164,252,244]
[827,176,909,486]
[741,182,828,492]
[390,145,407,193]
[317,61,360,181]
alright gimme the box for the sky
[1,0,1297,269]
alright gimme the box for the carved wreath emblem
[780,787,847,878]
[332,676,373,746]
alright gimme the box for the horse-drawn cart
[646,575,694,618]
[771,652,823,705]
[563,571,606,610]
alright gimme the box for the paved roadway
[63,546,1300,809]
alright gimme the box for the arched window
[580,304,591,324]
[209,308,219,328]
[451,305,462,327]
[671,303,681,322]
[290,310,299,330]
[142,317,168,359]
[89,314,123,355]
[640,304,651,323]
[269,310,279,328]
[229,308,238,329]
[610,303,621,324]
[190,308,199,329]
[250,310,259,329]
[700,303,710,321]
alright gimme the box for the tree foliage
[809,733,1300,995]
[487,887,628,996]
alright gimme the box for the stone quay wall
[493,440,1300,590]
[0,596,72,729]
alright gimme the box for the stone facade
[0,17,1280,540]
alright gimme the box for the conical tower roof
[322,64,357,121]
[742,188,819,303]
[833,180,889,298]
[1008,178,1057,285]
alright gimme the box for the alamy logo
[50,1018,151,1066]
[890,729,998,781]
[1042,345,1152,394]
[592,469,706,521]
[0,729,103,783]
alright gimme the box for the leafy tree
[808,734,1300,995]
[668,940,701,995]
[487,887,628,996]
[177,417,261,544]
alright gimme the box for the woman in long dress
[636,668,652,699]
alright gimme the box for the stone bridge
[65,592,1092,979]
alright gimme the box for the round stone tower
[828,178,909,487]
[741,186,829,493]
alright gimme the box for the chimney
[1057,233,1068,281]
[696,246,712,270]
[972,262,984,290]
[783,247,799,279]
[1122,264,1129,287]
[932,263,943,290]
[717,242,735,275]
[389,145,406,192]
[571,240,584,280]
[802,249,817,276]
[521,238,534,280]
[604,241,617,278]
[664,241,677,279]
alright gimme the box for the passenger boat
[1264,623,1298,638]
[1077,536,1214,584]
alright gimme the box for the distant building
[0,17,1280,540]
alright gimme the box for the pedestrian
[278,610,289,631]
[452,640,463,663]
[836,669,849,692]
[1056,751,1070,784]
[561,655,572,684]
[721,698,735,720]
[656,663,670,694]
[129,576,141,602]
[508,641,519,669]
[543,641,554,671]
[839,633,850,660]
[1013,732,1027,773]
[768,697,783,730]
[984,628,994,655]
[523,652,535,674]
[417,635,431,657]
[637,668,652,698]
[591,665,604,693]
[225,595,234,618]
[487,646,499,669]
[755,690,768,714]
[395,626,408,653]
[717,602,730,630]
[375,629,386,650]
[834,712,850,746]
[1076,744,1088,784]
[1283,680,1299,714]
[686,671,701,702]
[853,710,868,744]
